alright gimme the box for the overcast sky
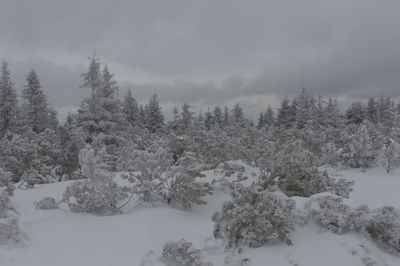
[0,0,399,119]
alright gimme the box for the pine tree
[264,106,275,128]
[0,62,18,137]
[98,65,118,98]
[80,53,102,97]
[258,106,274,129]
[345,102,365,125]
[276,97,295,128]
[180,103,193,130]
[77,59,126,135]
[123,89,140,127]
[144,94,164,133]
[223,106,230,127]
[295,88,317,129]
[213,106,223,126]
[22,69,56,133]
[204,109,214,130]
[232,103,245,125]
[366,98,378,124]
[257,112,265,129]
[62,143,128,214]
[325,98,342,128]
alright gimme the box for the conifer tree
[123,89,140,127]
[22,69,57,133]
[223,106,230,127]
[180,103,194,130]
[0,62,18,137]
[80,53,102,97]
[276,97,295,128]
[144,94,164,133]
[213,106,223,126]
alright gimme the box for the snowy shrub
[161,239,213,266]
[0,188,22,245]
[35,197,59,210]
[364,206,400,255]
[280,169,354,198]
[380,138,400,173]
[122,147,174,203]
[62,144,129,214]
[341,123,378,169]
[187,128,244,167]
[214,161,248,183]
[0,188,13,219]
[304,194,400,255]
[0,217,21,245]
[123,149,212,208]
[253,139,353,198]
[304,193,369,234]
[160,152,213,208]
[212,184,295,248]
[0,131,62,186]
[0,167,14,196]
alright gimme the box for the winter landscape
[1,1,400,266]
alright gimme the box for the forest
[1,56,400,265]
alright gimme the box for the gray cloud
[1,0,400,118]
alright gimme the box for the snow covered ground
[1,166,400,266]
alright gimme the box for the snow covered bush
[187,128,244,167]
[0,188,22,245]
[35,197,59,210]
[0,167,14,196]
[341,123,379,169]
[279,168,354,198]
[121,147,173,203]
[0,131,62,186]
[212,184,295,248]
[304,194,400,255]
[304,193,369,234]
[214,161,249,183]
[364,206,400,255]
[161,239,213,266]
[160,152,213,208]
[250,139,353,198]
[122,149,212,208]
[380,138,400,173]
[62,144,129,214]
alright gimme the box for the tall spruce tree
[276,97,295,128]
[77,57,126,135]
[144,94,164,133]
[22,69,57,133]
[0,62,18,136]
[123,89,140,127]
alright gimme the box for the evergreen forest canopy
[0,55,399,188]
[2,55,400,258]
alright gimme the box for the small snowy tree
[258,139,353,198]
[365,206,400,255]
[0,188,22,245]
[122,147,173,203]
[160,152,213,208]
[161,239,213,266]
[341,123,377,169]
[62,144,128,214]
[380,138,400,173]
[212,184,295,248]
[0,168,14,196]
[21,69,57,133]
[303,194,400,255]
[123,149,212,208]
[304,193,369,234]
[0,61,19,137]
